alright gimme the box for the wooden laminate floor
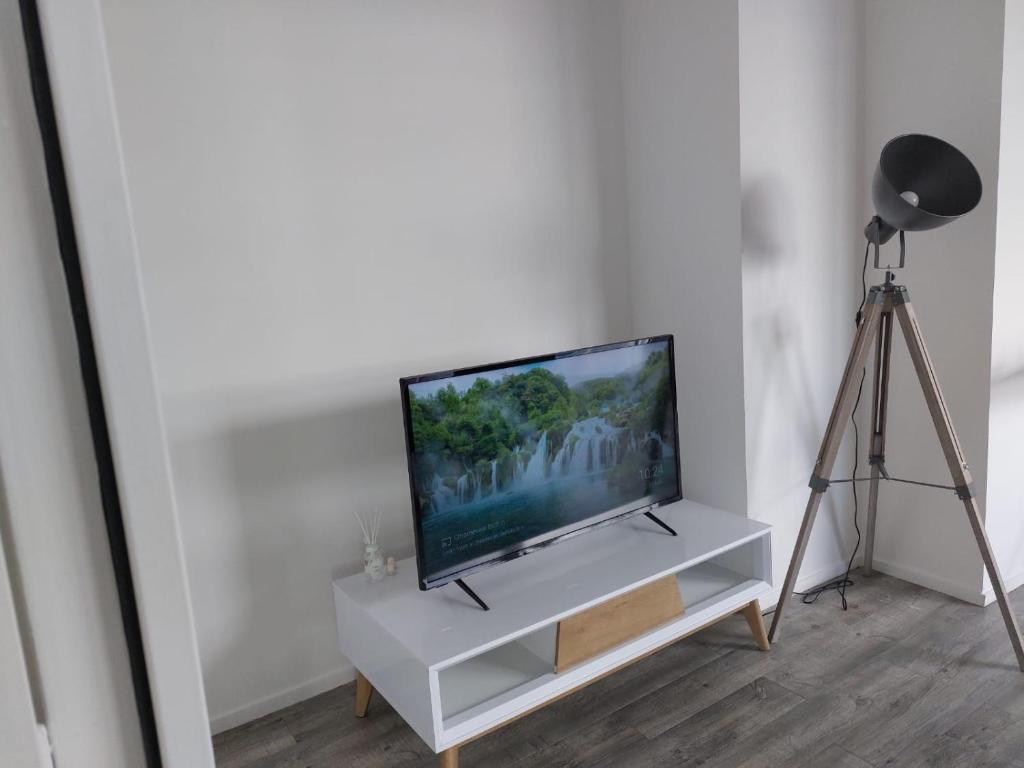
[213,571,1024,768]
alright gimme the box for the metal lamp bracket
[867,219,906,271]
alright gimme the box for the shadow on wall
[740,177,847,556]
[742,177,819,467]
[992,363,1024,388]
[166,376,418,720]
[742,177,788,265]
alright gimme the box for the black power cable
[793,242,871,609]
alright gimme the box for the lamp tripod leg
[863,303,894,575]
[768,493,825,643]
[863,465,881,576]
[768,293,884,643]
[893,294,1024,672]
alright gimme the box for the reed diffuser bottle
[356,508,385,582]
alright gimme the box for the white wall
[96,0,1021,733]
[620,0,748,518]
[861,0,1005,604]
[987,0,1024,598]
[100,0,632,730]
[738,0,867,595]
[0,3,146,764]
[738,0,1016,607]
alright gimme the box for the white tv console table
[333,499,772,767]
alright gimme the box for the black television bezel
[399,335,682,591]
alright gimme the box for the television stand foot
[644,510,678,536]
[440,745,459,767]
[454,578,489,611]
[740,599,771,651]
[354,671,373,717]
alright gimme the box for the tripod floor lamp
[768,134,1024,672]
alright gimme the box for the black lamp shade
[872,134,982,233]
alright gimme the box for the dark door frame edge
[17,1,163,765]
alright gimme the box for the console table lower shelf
[354,597,769,767]
[333,500,772,767]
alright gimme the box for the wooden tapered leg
[863,303,894,576]
[769,292,884,642]
[355,671,373,717]
[740,600,770,651]
[894,295,1024,672]
[440,746,459,768]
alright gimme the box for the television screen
[400,336,681,589]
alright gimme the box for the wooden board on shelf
[554,574,684,672]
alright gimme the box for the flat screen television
[400,335,682,592]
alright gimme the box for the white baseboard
[207,557,930,735]
[209,664,355,735]
[765,555,1024,611]
[761,557,856,612]
[868,557,986,607]
[207,558,1024,735]
[981,565,1024,606]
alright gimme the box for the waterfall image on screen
[403,339,680,585]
